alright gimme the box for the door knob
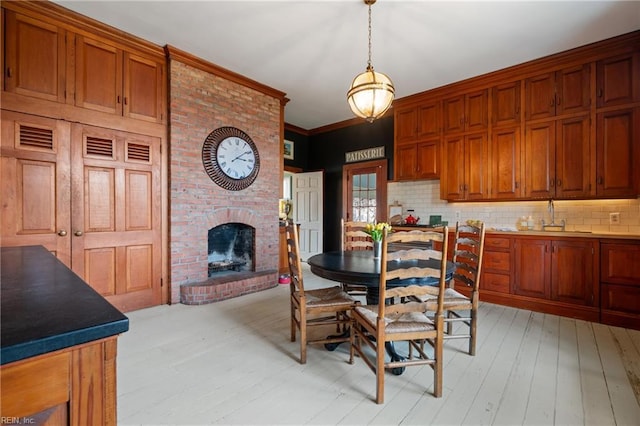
[74,230,83,237]
[58,229,67,236]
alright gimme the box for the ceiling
[53,1,640,131]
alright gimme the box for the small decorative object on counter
[404,210,420,225]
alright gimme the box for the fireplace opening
[208,223,255,277]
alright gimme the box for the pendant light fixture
[347,0,395,123]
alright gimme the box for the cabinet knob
[597,176,603,185]
[58,229,67,236]
[556,96,561,105]
[597,88,603,98]
[117,95,121,104]
[74,230,83,237]
[6,67,12,78]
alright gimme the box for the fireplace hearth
[208,223,254,277]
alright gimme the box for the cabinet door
[395,105,418,143]
[465,133,489,200]
[0,111,71,266]
[525,72,555,120]
[395,144,417,180]
[600,243,640,285]
[524,120,555,198]
[75,35,123,115]
[596,108,639,197]
[596,52,640,108]
[465,89,488,131]
[491,127,521,199]
[551,240,595,305]
[4,11,66,103]
[70,124,162,312]
[415,140,439,179]
[416,102,440,138]
[443,96,464,133]
[124,52,164,122]
[443,135,465,200]
[556,64,590,116]
[492,81,521,126]
[555,115,591,198]
[514,238,550,298]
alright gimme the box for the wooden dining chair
[415,221,486,355]
[350,227,449,404]
[285,221,359,364]
[340,218,372,296]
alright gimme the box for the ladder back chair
[340,218,373,296]
[415,221,486,355]
[285,221,358,364]
[350,227,449,404]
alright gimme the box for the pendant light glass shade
[347,0,394,122]
[347,65,395,123]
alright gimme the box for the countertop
[393,225,640,240]
[1,245,129,365]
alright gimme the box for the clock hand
[232,150,252,162]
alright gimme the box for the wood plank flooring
[117,264,640,425]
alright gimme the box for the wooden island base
[1,337,118,425]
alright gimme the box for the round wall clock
[202,127,260,191]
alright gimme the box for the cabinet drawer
[485,237,511,250]
[601,243,640,285]
[483,250,511,272]
[481,272,510,293]
[601,283,640,314]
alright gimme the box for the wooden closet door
[71,124,161,312]
[0,111,71,266]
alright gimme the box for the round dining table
[307,250,455,375]
[307,250,455,304]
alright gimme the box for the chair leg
[446,310,454,335]
[434,314,444,398]
[469,307,477,356]
[375,331,386,404]
[349,322,355,365]
[291,304,296,342]
[299,309,307,364]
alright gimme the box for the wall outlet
[609,212,620,225]
[455,211,461,220]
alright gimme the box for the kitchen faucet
[541,199,565,231]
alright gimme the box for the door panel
[1,111,71,266]
[343,160,387,224]
[555,116,591,198]
[292,171,323,260]
[524,121,554,198]
[71,123,161,312]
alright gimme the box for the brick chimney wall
[168,60,281,303]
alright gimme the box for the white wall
[388,180,640,234]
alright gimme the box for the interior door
[71,123,161,312]
[1,111,71,266]
[343,159,388,223]
[292,171,323,260]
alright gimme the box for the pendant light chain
[367,3,372,70]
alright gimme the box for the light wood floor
[118,264,640,425]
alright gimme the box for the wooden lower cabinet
[600,241,640,329]
[1,338,118,425]
[478,233,601,324]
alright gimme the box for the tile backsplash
[388,180,640,234]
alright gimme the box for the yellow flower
[364,222,392,242]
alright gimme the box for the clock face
[216,136,256,180]
[202,127,260,191]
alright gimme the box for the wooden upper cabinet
[492,81,521,126]
[525,64,590,120]
[75,35,123,115]
[491,126,521,199]
[443,89,488,133]
[442,132,488,200]
[76,35,164,122]
[524,115,591,199]
[394,100,440,143]
[596,52,640,108]
[3,11,67,103]
[394,139,439,181]
[596,107,639,197]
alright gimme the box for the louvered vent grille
[127,143,151,162]
[19,126,54,150]
[86,137,114,158]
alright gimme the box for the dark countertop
[1,245,129,365]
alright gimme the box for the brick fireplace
[167,48,285,304]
